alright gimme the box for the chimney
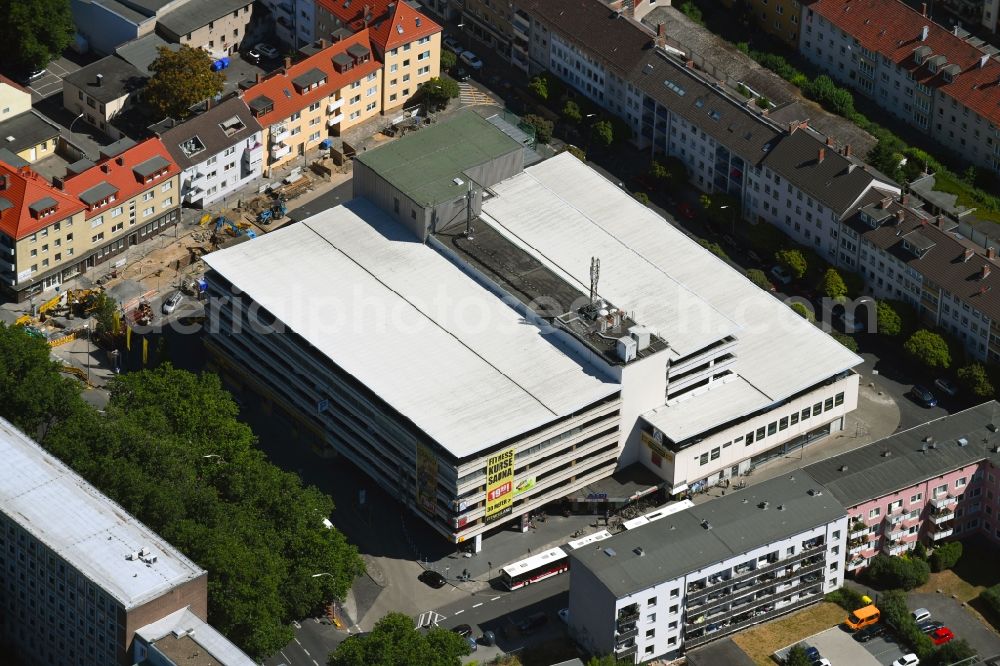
[115,156,124,166]
[255,72,262,83]
[657,22,666,47]
[100,164,110,173]
[319,38,327,49]
[843,144,852,157]
[51,176,63,190]
[901,193,909,205]
[983,265,992,280]
[826,136,834,147]
[364,3,371,26]
[921,25,929,41]
[685,58,695,69]
[96,73,104,87]
[934,214,943,227]
[982,54,990,68]
[895,209,905,223]
[988,247,997,260]
[0,174,6,190]
[284,56,292,70]
[818,147,826,163]
[922,2,927,15]
[964,248,975,262]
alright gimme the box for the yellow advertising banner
[415,444,438,517]
[642,431,674,463]
[484,447,515,524]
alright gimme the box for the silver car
[162,291,183,314]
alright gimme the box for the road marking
[313,661,319,666]
[280,650,292,663]
[454,609,464,615]
[491,596,501,601]
[292,619,302,629]
[472,603,483,608]
[303,648,311,657]
[294,638,302,646]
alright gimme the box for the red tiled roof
[241,30,381,127]
[62,138,180,220]
[315,0,440,51]
[0,162,85,241]
[804,0,1000,126]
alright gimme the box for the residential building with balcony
[567,473,847,662]
[58,137,181,279]
[459,0,515,60]
[242,32,381,175]
[314,0,441,113]
[61,55,147,140]
[156,95,263,208]
[719,0,802,46]
[798,0,1000,174]
[156,0,254,56]
[202,112,861,550]
[804,402,1000,573]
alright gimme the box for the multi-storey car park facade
[568,473,848,663]
[203,112,862,549]
[799,0,1000,174]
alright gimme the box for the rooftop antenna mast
[590,256,600,304]
[465,178,475,240]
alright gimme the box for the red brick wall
[120,574,208,666]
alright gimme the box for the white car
[558,608,569,623]
[161,291,183,314]
[893,654,919,666]
[911,608,931,623]
[460,50,484,71]
[443,35,462,53]
[934,377,959,397]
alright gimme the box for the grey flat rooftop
[28,197,58,215]
[133,154,171,178]
[90,0,149,23]
[63,55,146,104]
[803,402,1000,508]
[79,181,120,206]
[0,148,28,169]
[0,111,60,154]
[203,198,620,460]
[115,33,180,75]
[292,67,327,90]
[0,418,204,610]
[355,111,524,207]
[156,0,251,37]
[570,473,845,597]
[99,137,137,160]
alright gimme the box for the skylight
[664,80,685,96]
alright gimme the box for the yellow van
[844,604,880,631]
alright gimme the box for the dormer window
[28,197,58,219]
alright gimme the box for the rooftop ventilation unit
[604,547,617,557]
[839,465,849,472]
[777,504,785,511]
[701,520,712,530]
[808,489,823,496]
[958,437,969,447]
[882,450,892,457]
[633,547,645,557]
[758,501,769,510]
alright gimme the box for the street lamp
[69,112,85,146]
[719,204,737,235]
[584,113,597,157]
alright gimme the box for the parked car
[811,660,831,666]
[911,608,932,623]
[892,655,919,666]
[255,43,280,59]
[934,377,959,397]
[451,66,471,82]
[677,202,696,220]
[245,48,262,64]
[466,636,478,652]
[929,626,954,646]
[161,291,183,314]
[20,69,46,85]
[918,620,945,634]
[853,624,887,642]
[460,51,484,71]
[451,624,472,638]
[910,386,938,408]
[803,646,821,661]
[516,612,548,634]
[418,569,446,588]
[443,35,463,53]
[770,264,793,286]
[558,608,569,623]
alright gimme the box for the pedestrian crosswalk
[459,83,497,107]
[416,610,445,629]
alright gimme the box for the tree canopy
[528,73,550,100]
[144,45,225,120]
[903,330,951,369]
[591,120,614,148]
[440,49,457,71]
[0,324,363,659]
[746,268,773,291]
[819,268,848,300]
[957,363,995,399]
[419,77,459,110]
[775,248,807,279]
[562,99,583,123]
[876,300,903,336]
[328,612,470,666]
[0,0,75,71]
[785,645,812,666]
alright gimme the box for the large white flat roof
[482,153,861,439]
[204,198,619,459]
[0,419,204,610]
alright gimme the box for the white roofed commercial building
[203,113,861,551]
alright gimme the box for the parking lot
[776,627,885,666]
[909,593,1000,661]
[26,56,82,101]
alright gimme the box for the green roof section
[356,111,523,206]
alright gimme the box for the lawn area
[730,602,845,666]
[914,538,999,602]
[931,173,1000,225]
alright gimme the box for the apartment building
[939,0,1000,34]
[156,0,254,56]
[242,32,382,175]
[753,126,899,262]
[156,95,264,208]
[459,0,515,60]
[0,417,208,666]
[62,55,146,140]
[804,402,1000,573]
[58,138,181,277]
[799,0,1000,174]
[314,0,442,113]
[259,0,315,47]
[720,0,802,46]
[568,473,847,662]
[0,75,31,121]
[0,74,60,166]
[203,113,861,548]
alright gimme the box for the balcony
[271,127,290,144]
[886,527,906,541]
[688,560,824,621]
[930,508,955,524]
[849,520,869,533]
[271,145,291,159]
[929,523,954,540]
[886,510,905,526]
[930,494,957,510]
[615,625,638,641]
[614,641,637,658]
[327,114,344,127]
[684,587,823,649]
[617,605,639,623]
[327,99,343,113]
[686,544,825,602]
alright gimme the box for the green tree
[523,114,554,143]
[0,0,75,71]
[790,302,814,321]
[633,191,650,206]
[832,331,859,353]
[592,120,613,148]
[757,95,771,109]
[419,77,460,110]
[746,269,773,291]
[585,657,618,666]
[329,612,470,666]
[962,165,978,187]
[528,74,549,100]
[825,586,866,611]
[819,268,848,299]
[144,46,225,120]
[679,0,705,25]
[562,99,582,123]
[876,300,903,336]
[650,157,689,192]
[698,239,729,260]
[92,292,118,338]
[775,248,807,279]
[879,589,935,660]
[749,221,787,256]
[929,541,962,572]
[440,49,457,71]
[957,363,995,399]
[566,145,586,161]
[904,330,951,369]
[861,554,930,590]
[785,645,812,666]
[928,638,976,666]
[912,541,928,560]
[982,583,1000,616]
